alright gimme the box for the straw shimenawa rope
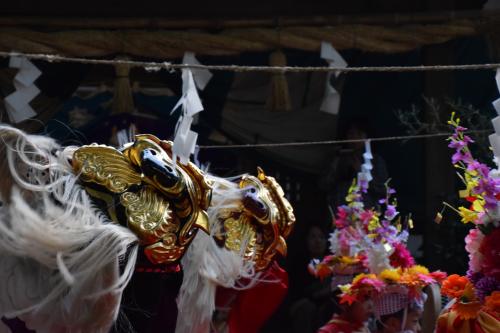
[0,20,477,58]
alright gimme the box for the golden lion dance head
[72,134,295,270]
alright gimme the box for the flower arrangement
[308,141,445,319]
[338,265,446,306]
[308,179,409,280]
[437,113,500,325]
[447,113,500,229]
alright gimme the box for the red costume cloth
[317,315,370,333]
[215,262,288,333]
[436,309,500,333]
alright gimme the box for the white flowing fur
[0,125,138,333]
[175,175,257,333]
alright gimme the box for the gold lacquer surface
[224,216,257,257]
[120,186,178,245]
[72,145,142,193]
[219,167,296,271]
[72,137,212,265]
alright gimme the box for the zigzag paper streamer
[4,56,41,123]
[171,52,212,164]
[490,69,500,160]
[357,140,373,192]
[319,42,347,115]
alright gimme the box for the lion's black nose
[242,186,267,219]
[140,149,179,188]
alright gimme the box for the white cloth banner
[4,56,41,123]
[171,52,212,164]
[320,42,347,115]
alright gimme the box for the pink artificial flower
[338,231,351,253]
[360,210,374,225]
[430,271,448,283]
[465,229,484,272]
[465,229,484,254]
[335,207,349,228]
[323,255,334,262]
[417,273,435,284]
[359,277,385,291]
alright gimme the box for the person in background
[317,296,373,333]
[289,225,335,333]
[374,297,425,333]
[319,118,388,209]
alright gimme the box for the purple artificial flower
[448,140,467,150]
[386,225,398,237]
[384,204,398,220]
[466,269,484,284]
[466,161,489,176]
[475,276,500,301]
[451,151,472,164]
[471,176,500,211]
[357,179,369,193]
[484,195,499,211]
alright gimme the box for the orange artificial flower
[339,293,358,305]
[399,270,421,287]
[462,281,476,301]
[316,263,333,280]
[452,300,482,320]
[441,274,471,299]
[484,291,500,315]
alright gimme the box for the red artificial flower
[335,207,349,228]
[465,196,477,203]
[339,293,358,305]
[479,228,500,280]
[389,242,415,268]
[316,263,333,281]
[430,271,448,283]
[484,291,500,315]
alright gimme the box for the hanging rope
[1,51,500,73]
[197,130,490,149]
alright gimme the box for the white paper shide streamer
[172,52,212,164]
[4,56,41,123]
[357,140,373,190]
[489,69,500,162]
[320,42,347,115]
[116,124,137,147]
[487,69,500,224]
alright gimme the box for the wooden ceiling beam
[0,9,498,30]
